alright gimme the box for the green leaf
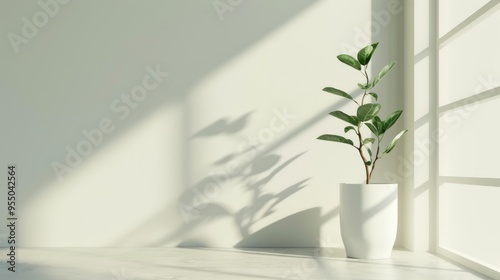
[363,138,375,145]
[357,83,371,90]
[323,87,354,101]
[337,54,361,70]
[357,42,379,65]
[357,103,381,122]
[383,110,403,132]
[373,116,384,133]
[384,130,408,154]
[367,148,372,158]
[344,126,356,133]
[317,134,354,146]
[330,111,359,126]
[366,161,372,166]
[365,123,379,136]
[372,61,396,87]
[368,92,378,101]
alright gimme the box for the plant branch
[364,65,370,86]
[358,64,373,183]
[318,44,405,184]
[356,126,370,184]
[369,138,382,180]
[361,65,370,105]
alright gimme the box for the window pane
[439,0,489,37]
[439,6,500,106]
[439,95,500,179]
[439,183,500,271]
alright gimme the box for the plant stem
[356,129,370,184]
[364,66,370,86]
[357,65,373,183]
[361,65,370,105]
[359,147,370,184]
[369,140,381,180]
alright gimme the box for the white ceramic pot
[340,183,398,259]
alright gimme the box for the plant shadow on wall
[105,89,365,248]
[118,1,404,262]
[176,110,317,248]
[3,0,371,252]
[9,0,321,224]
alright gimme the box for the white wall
[0,0,404,248]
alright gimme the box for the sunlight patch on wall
[439,95,500,179]
[438,0,490,38]
[439,7,500,106]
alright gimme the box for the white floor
[0,247,492,280]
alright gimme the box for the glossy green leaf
[373,116,384,132]
[363,138,375,145]
[357,42,379,65]
[372,61,396,87]
[384,130,408,154]
[365,123,379,136]
[357,103,381,122]
[344,126,356,133]
[337,54,361,70]
[368,92,378,101]
[317,134,354,146]
[323,87,354,101]
[357,83,371,90]
[383,110,403,132]
[330,111,359,126]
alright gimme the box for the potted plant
[317,42,407,259]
